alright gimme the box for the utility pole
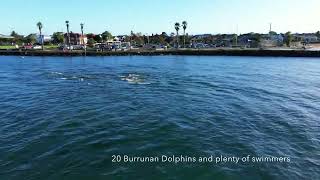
[235,24,238,47]
[269,23,272,40]
[269,23,272,33]
[146,33,150,45]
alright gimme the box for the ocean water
[0,56,319,180]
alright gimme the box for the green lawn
[44,45,59,49]
[0,45,16,49]
[0,45,59,50]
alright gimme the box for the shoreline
[1,49,320,57]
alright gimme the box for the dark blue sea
[0,56,319,180]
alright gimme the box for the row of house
[2,31,320,49]
[190,33,320,48]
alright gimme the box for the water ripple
[0,56,319,179]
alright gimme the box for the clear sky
[0,0,319,35]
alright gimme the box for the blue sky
[0,0,319,35]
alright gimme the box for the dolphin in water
[120,74,149,84]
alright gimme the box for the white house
[294,33,318,43]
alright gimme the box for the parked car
[94,44,110,51]
[59,45,74,50]
[21,45,33,50]
[72,45,85,50]
[32,45,42,50]
[58,45,66,50]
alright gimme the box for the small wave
[46,72,93,82]
[51,72,63,75]
[128,81,151,85]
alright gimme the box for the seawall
[0,49,320,57]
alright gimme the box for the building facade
[64,32,87,45]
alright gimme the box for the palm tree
[182,21,188,48]
[80,23,84,45]
[37,22,44,50]
[174,22,180,48]
[65,21,70,48]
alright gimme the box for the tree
[252,33,262,43]
[159,36,167,45]
[316,31,320,38]
[37,22,44,50]
[80,23,84,34]
[86,33,96,40]
[101,31,113,41]
[80,23,85,45]
[269,31,277,36]
[246,33,262,48]
[133,36,144,46]
[65,21,70,47]
[87,38,96,47]
[182,21,188,48]
[174,22,180,48]
[233,34,238,46]
[131,32,144,46]
[148,34,166,45]
[10,31,23,44]
[11,31,19,37]
[161,32,168,37]
[88,38,95,44]
[24,34,37,44]
[166,32,176,46]
[284,31,293,47]
[93,35,102,43]
[52,32,64,44]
